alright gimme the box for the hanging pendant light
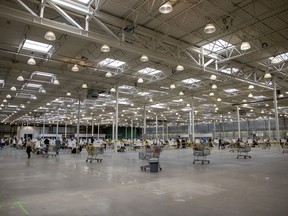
[248,85,254,89]
[105,72,112,77]
[204,23,216,34]
[71,64,79,72]
[17,75,24,81]
[159,2,173,14]
[248,93,253,98]
[66,92,71,96]
[264,73,272,79]
[212,84,217,89]
[140,55,149,62]
[240,41,251,51]
[53,79,59,85]
[110,87,116,92]
[149,98,153,102]
[209,92,214,96]
[82,83,88,89]
[137,77,144,83]
[210,74,217,80]
[10,86,16,91]
[179,91,184,96]
[44,31,56,41]
[176,65,184,71]
[101,44,110,52]
[217,98,221,102]
[27,57,36,65]
[6,94,11,99]
[170,84,176,89]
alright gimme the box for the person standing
[26,138,33,159]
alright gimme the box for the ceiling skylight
[137,92,150,96]
[150,104,166,109]
[202,39,234,53]
[181,78,201,84]
[98,58,126,68]
[224,88,239,93]
[269,52,288,64]
[23,39,52,53]
[138,67,162,76]
[253,95,266,100]
[119,85,134,90]
[221,67,238,74]
[76,0,92,4]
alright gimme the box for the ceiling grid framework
[0,0,287,126]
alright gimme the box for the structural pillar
[76,100,81,141]
[237,106,241,139]
[273,84,280,142]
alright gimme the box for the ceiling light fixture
[71,64,79,72]
[204,23,216,34]
[217,98,221,102]
[248,85,254,89]
[41,89,46,93]
[140,55,149,62]
[66,92,71,96]
[110,87,116,92]
[6,94,11,99]
[17,75,24,81]
[105,72,112,77]
[210,74,217,80]
[101,44,110,52]
[212,84,217,89]
[3,99,7,103]
[179,91,184,96]
[82,83,88,89]
[32,95,37,100]
[27,57,36,65]
[149,98,153,102]
[170,84,176,89]
[279,94,284,98]
[176,65,184,71]
[240,41,251,51]
[248,93,253,97]
[137,77,144,83]
[264,73,272,79]
[209,92,214,96]
[10,86,16,91]
[159,2,173,14]
[53,79,59,85]
[44,31,56,41]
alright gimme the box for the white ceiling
[0,0,288,126]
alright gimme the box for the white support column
[268,117,271,139]
[189,111,192,141]
[112,117,115,142]
[143,106,147,135]
[64,121,67,139]
[91,119,94,137]
[56,107,60,138]
[115,86,119,143]
[166,124,169,140]
[125,125,127,139]
[162,121,165,141]
[40,0,45,17]
[76,100,81,141]
[97,123,100,140]
[273,83,280,142]
[42,114,45,137]
[237,106,241,139]
[192,105,195,142]
[213,121,216,139]
[155,114,158,141]
[131,119,133,140]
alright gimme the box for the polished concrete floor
[0,145,288,216]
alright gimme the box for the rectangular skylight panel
[224,88,239,93]
[221,67,238,74]
[253,95,266,100]
[181,78,201,84]
[23,39,52,53]
[202,39,234,52]
[137,92,150,96]
[138,67,162,75]
[26,83,42,88]
[33,71,54,77]
[269,52,288,63]
[76,0,91,4]
[98,58,126,68]
[119,85,134,90]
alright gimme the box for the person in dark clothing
[218,139,222,150]
[26,138,33,159]
[44,138,50,153]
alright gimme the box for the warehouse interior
[0,0,288,215]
